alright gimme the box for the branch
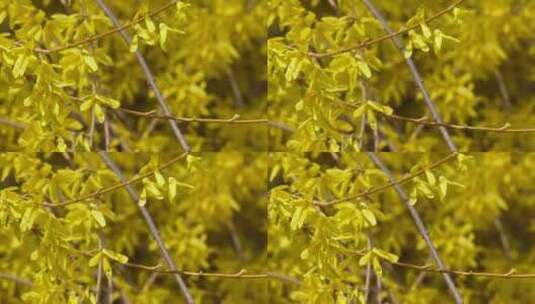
[313,152,457,206]
[0,118,26,130]
[0,272,33,286]
[341,102,535,133]
[391,261,535,279]
[43,152,187,207]
[98,152,194,304]
[34,1,179,54]
[309,0,466,58]
[361,0,459,152]
[383,113,535,133]
[366,152,463,303]
[117,108,268,124]
[94,0,190,152]
[116,261,301,284]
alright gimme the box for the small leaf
[358,252,373,266]
[88,253,102,267]
[13,54,30,78]
[352,104,367,118]
[103,249,128,264]
[130,35,139,53]
[80,99,93,112]
[367,109,377,131]
[159,23,168,49]
[94,103,105,123]
[425,169,436,186]
[362,209,377,226]
[91,210,106,227]
[145,16,156,32]
[357,60,371,78]
[95,95,120,109]
[83,55,98,72]
[439,176,448,200]
[420,23,432,39]
[154,171,165,187]
[168,177,177,201]
[138,189,147,206]
[372,248,399,263]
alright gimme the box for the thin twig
[495,70,512,109]
[42,152,187,207]
[382,113,535,133]
[94,0,190,152]
[361,0,459,152]
[98,152,194,304]
[0,273,33,286]
[226,69,245,107]
[0,118,26,129]
[309,0,466,58]
[313,152,457,206]
[34,1,179,54]
[118,261,301,284]
[366,152,463,303]
[117,108,268,124]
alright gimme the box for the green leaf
[159,23,168,49]
[95,95,120,109]
[420,23,432,39]
[362,209,377,226]
[80,99,93,112]
[425,169,436,186]
[367,109,377,131]
[94,103,105,123]
[103,249,129,264]
[88,253,102,267]
[168,177,177,201]
[154,170,165,187]
[434,29,443,53]
[13,55,30,78]
[358,252,373,266]
[138,188,147,206]
[439,176,448,200]
[91,210,106,227]
[83,55,98,72]
[357,60,371,78]
[372,248,399,263]
[367,101,393,115]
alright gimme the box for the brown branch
[0,273,33,286]
[120,261,301,284]
[384,113,535,133]
[117,108,268,124]
[95,0,190,152]
[313,152,457,206]
[0,118,26,130]
[42,152,187,207]
[34,1,179,54]
[391,260,535,279]
[98,152,194,304]
[341,102,535,133]
[361,0,459,152]
[309,0,466,58]
[366,152,463,303]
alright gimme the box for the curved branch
[309,0,466,58]
[117,108,268,124]
[366,152,463,303]
[42,152,187,207]
[98,152,194,304]
[384,113,535,133]
[34,1,179,54]
[94,0,190,152]
[122,261,301,284]
[362,0,460,152]
[314,152,457,206]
